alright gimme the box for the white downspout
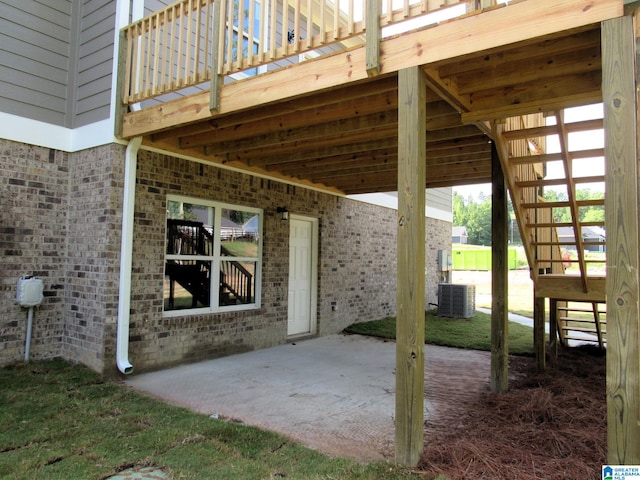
[116,136,142,374]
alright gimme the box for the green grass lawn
[345,310,536,355]
[1,309,532,479]
[0,359,430,480]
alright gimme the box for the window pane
[219,260,256,305]
[220,210,259,257]
[164,197,261,315]
[164,260,212,310]
[166,201,214,256]
[167,200,212,223]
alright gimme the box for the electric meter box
[16,277,44,307]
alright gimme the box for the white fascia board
[348,193,398,210]
[0,113,120,152]
[426,205,453,223]
[348,192,453,222]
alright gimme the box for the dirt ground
[418,346,606,480]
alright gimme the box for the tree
[543,188,604,223]
[454,187,604,247]
[453,191,492,246]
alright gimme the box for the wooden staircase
[492,108,607,348]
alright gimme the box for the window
[164,195,262,315]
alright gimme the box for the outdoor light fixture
[277,206,289,220]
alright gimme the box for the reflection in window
[164,196,261,314]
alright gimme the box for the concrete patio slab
[125,334,491,461]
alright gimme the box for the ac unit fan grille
[437,284,475,318]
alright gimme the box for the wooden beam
[533,295,546,373]
[251,137,399,167]
[535,275,606,302]
[153,76,401,141]
[548,299,558,364]
[223,124,398,162]
[435,26,602,79]
[182,91,399,148]
[492,121,537,284]
[491,142,509,393]
[463,72,603,123]
[456,44,601,95]
[201,110,398,154]
[395,66,426,467]
[602,15,640,465]
[380,0,621,75]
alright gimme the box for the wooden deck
[118,0,621,194]
[117,0,622,303]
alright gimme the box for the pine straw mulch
[419,346,606,480]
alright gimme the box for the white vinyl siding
[427,187,453,213]
[74,0,117,127]
[0,0,73,125]
[426,187,453,222]
[0,0,117,128]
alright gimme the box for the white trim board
[348,192,453,222]
[0,113,121,152]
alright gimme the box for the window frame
[163,194,263,317]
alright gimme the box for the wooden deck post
[395,66,426,467]
[365,0,381,76]
[209,0,223,113]
[548,299,558,364]
[533,294,546,372]
[114,29,127,139]
[602,15,640,464]
[491,142,509,393]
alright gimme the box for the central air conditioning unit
[437,283,476,318]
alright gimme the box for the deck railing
[119,0,497,106]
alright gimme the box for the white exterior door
[287,216,318,336]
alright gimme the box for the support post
[548,299,558,364]
[491,142,509,393]
[365,0,381,76]
[533,294,546,372]
[602,15,640,464]
[395,66,426,467]
[114,29,127,138]
[210,0,223,112]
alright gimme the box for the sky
[454,104,606,201]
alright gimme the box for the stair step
[521,198,605,209]
[563,335,603,344]
[560,317,607,324]
[525,221,605,228]
[516,175,604,188]
[561,326,606,334]
[558,306,605,313]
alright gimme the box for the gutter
[116,136,142,374]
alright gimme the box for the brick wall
[127,150,450,372]
[62,144,125,372]
[0,139,450,373]
[0,140,126,371]
[0,140,69,363]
